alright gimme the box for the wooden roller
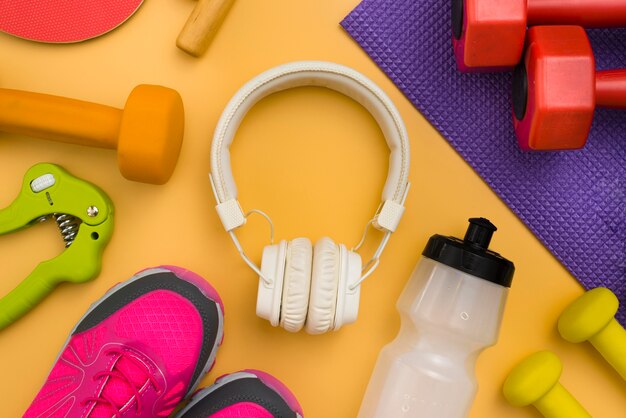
[177,0,236,57]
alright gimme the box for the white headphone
[209,61,410,334]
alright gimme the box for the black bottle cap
[422,218,515,287]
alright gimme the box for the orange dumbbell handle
[528,0,626,27]
[177,0,236,57]
[0,88,121,149]
[596,69,626,109]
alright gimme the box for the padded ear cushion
[305,237,339,335]
[256,241,288,327]
[333,245,362,331]
[280,238,312,332]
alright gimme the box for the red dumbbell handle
[596,69,626,108]
[528,0,626,27]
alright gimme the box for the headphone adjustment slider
[373,200,405,233]
[216,198,246,231]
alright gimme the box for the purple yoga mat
[342,0,626,324]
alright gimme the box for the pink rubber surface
[0,0,143,43]
[210,403,274,418]
[24,266,223,417]
[25,290,203,417]
[241,370,303,416]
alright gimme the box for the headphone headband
[210,61,410,209]
[209,62,411,283]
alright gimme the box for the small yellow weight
[503,351,592,418]
[558,287,626,380]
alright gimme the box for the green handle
[0,264,57,328]
[0,163,114,330]
[0,163,112,234]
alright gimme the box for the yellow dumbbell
[503,351,591,418]
[558,287,626,380]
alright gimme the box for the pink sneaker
[24,266,225,418]
[176,370,303,418]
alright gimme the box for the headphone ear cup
[280,238,313,332]
[333,245,362,331]
[305,237,340,335]
[257,240,288,327]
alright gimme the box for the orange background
[0,1,624,417]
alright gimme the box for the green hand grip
[0,163,113,330]
[558,287,626,380]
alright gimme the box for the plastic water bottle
[358,218,515,418]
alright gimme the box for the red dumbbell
[452,0,626,72]
[513,25,626,151]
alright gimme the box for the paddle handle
[177,0,236,57]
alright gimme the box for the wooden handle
[177,0,236,57]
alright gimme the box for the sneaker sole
[176,370,303,417]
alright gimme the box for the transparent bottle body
[358,257,508,418]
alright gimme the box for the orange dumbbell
[513,26,626,151]
[0,85,185,184]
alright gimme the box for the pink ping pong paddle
[0,0,144,43]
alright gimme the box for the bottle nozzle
[464,218,497,250]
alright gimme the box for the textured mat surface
[342,0,626,324]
